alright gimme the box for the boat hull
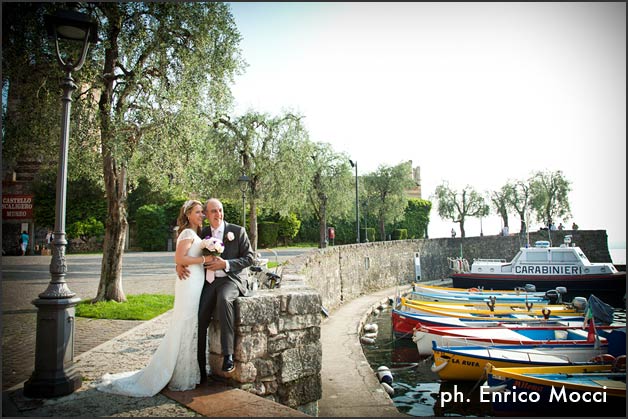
[412,325,607,356]
[431,343,610,381]
[485,364,627,416]
[451,272,626,296]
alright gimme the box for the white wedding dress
[95,228,204,397]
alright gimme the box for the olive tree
[433,182,489,238]
[529,169,572,228]
[308,142,354,248]
[363,161,415,241]
[211,111,312,250]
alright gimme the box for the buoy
[363,332,378,339]
[364,323,378,333]
[360,336,376,345]
[376,366,393,385]
[381,382,394,395]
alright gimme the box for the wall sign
[2,194,34,220]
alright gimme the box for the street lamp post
[349,159,360,243]
[237,174,250,228]
[24,7,98,398]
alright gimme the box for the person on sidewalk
[20,231,29,255]
[177,198,254,383]
[94,199,206,396]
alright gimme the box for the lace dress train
[94,229,204,397]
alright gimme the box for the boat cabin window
[551,250,578,263]
[525,251,548,263]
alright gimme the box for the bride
[95,199,207,396]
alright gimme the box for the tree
[490,185,512,232]
[308,142,353,248]
[2,3,60,173]
[529,170,572,228]
[433,182,489,238]
[212,111,311,250]
[363,161,415,241]
[504,180,532,243]
[30,2,242,302]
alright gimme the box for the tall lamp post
[237,173,250,228]
[349,159,360,243]
[24,7,98,398]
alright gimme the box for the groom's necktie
[213,227,227,278]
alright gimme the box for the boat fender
[364,323,379,333]
[360,336,376,345]
[468,287,480,292]
[430,361,448,373]
[363,332,378,339]
[589,354,616,364]
[381,382,395,396]
[376,366,393,385]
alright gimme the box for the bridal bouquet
[201,236,224,258]
[200,237,224,283]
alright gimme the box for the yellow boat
[401,297,579,316]
[430,341,610,381]
[485,362,626,416]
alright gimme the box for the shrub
[258,221,279,248]
[67,217,105,242]
[277,213,301,245]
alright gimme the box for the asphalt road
[1,247,315,312]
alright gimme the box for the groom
[177,198,254,382]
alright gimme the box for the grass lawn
[76,294,174,320]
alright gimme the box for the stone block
[236,294,280,326]
[277,374,323,408]
[278,342,322,383]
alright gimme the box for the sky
[226,2,626,250]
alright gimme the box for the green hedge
[360,227,376,243]
[391,229,408,240]
[258,221,279,248]
[135,204,169,251]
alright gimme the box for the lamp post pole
[24,8,98,398]
[349,159,360,243]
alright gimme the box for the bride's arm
[175,238,205,267]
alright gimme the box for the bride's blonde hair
[176,199,203,237]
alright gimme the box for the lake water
[361,305,626,417]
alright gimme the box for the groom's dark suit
[197,221,254,378]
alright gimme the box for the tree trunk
[379,217,386,241]
[94,150,128,302]
[460,221,466,238]
[318,198,327,249]
[249,199,258,251]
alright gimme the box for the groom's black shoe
[199,373,208,385]
[222,354,235,373]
